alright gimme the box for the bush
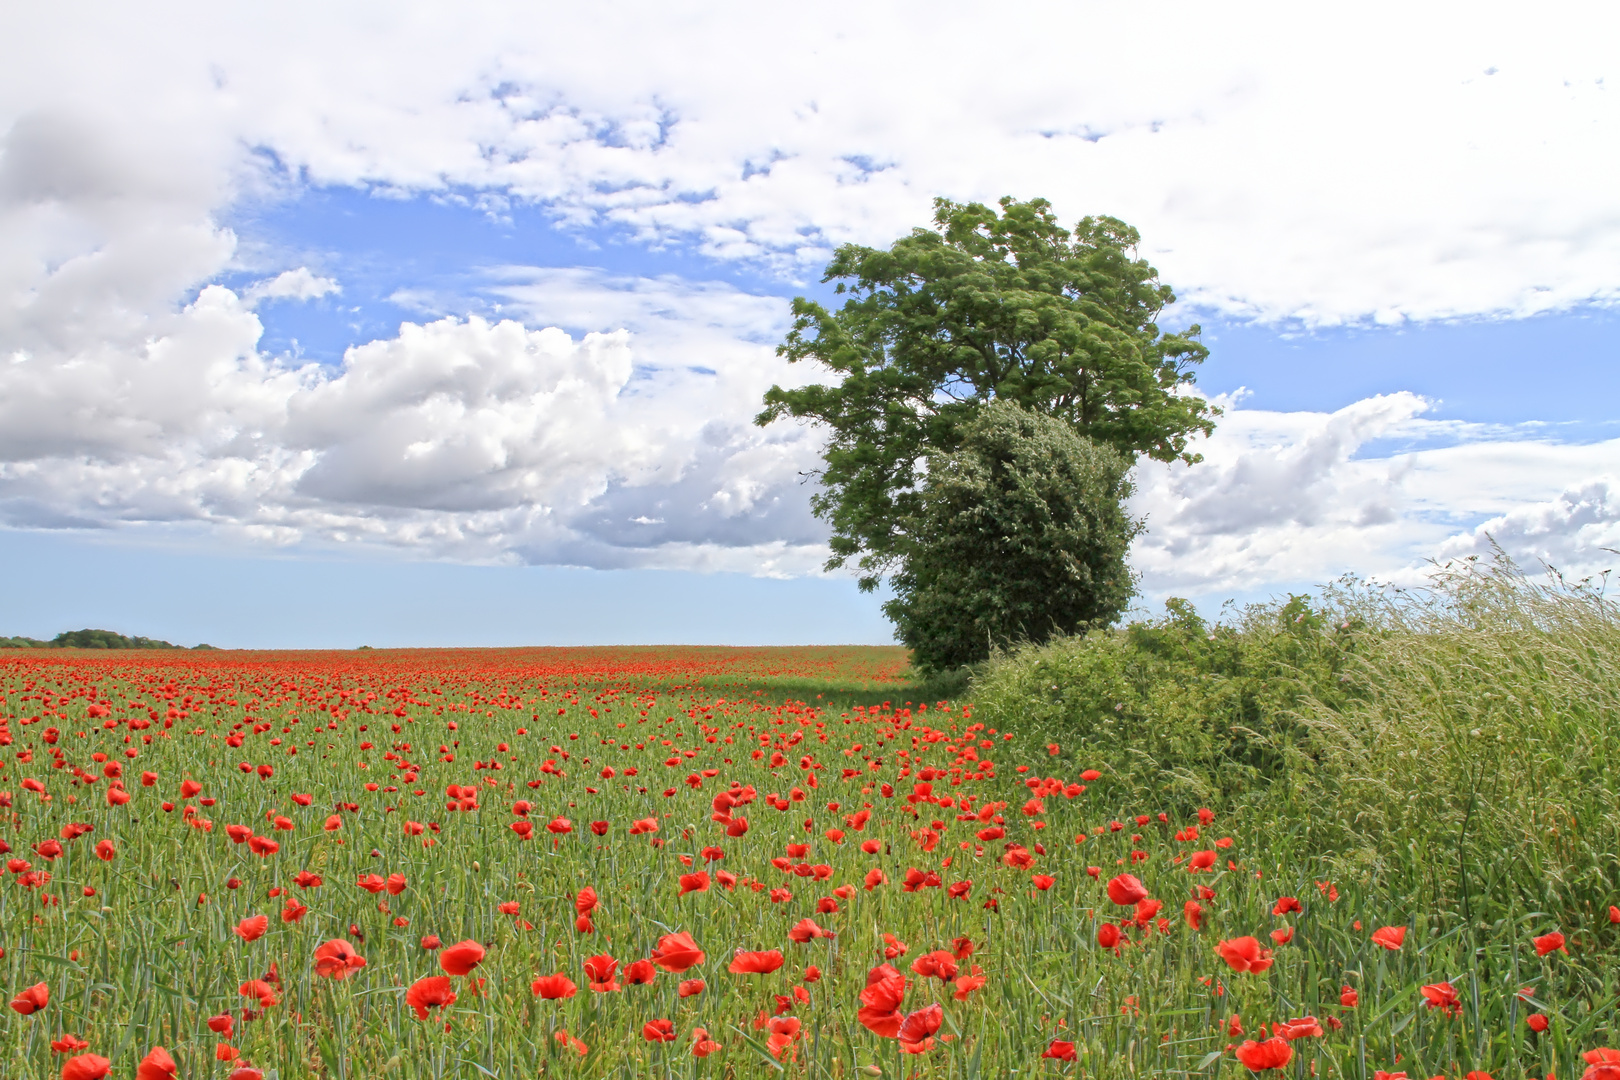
[886,401,1140,672]
[972,553,1620,928]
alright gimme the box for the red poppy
[61,1054,113,1080]
[953,971,987,1000]
[1106,874,1147,905]
[1273,1017,1323,1040]
[1185,900,1205,930]
[385,873,407,895]
[678,871,710,895]
[227,1070,264,1080]
[650,931,705,973]
[135,1046,177,1080]
[1340,985,1358,1008]
[51,1034,90,1053]
[1527,1013,1549,1032]
[857,969,908,1038]
[1370,925,1406,950]
[576,886,599,915]
[1533,931,1567,956]
[207,1014,234,1037]
[1272,897,1302,915]
[1098,923,1122,949]
[896,1003,943,1054]
[1043,1039,1078,1061]
[678,978,705,997]
[1235,1037,1293,1071]
[1270,927,1294,945]
[10,981,48,1014]
[93,840,116,862]
[728,949,784,974]
[406,975,456,1019]
[1581,1048,1620,1080]
[439,940,486,976]
[1189,850,1217,871]
[1216,937,1275,974]
[583,954,621,992]
[642,1018,677,1043]
[624,959,657,985]
[312,940,367,979]
[1420,981,1462,1017]
[532,974,577,999]
[691,1027,721,1057]
[910,950,959,981]
[419,935,441,950]
[787,918,829,943]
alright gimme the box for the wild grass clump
[973,553,1620,930]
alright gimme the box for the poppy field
[0,641,1615,1080]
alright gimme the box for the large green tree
[885,401,1141,671]
[757,196,1215,590]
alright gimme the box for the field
[0,625,1615,1080]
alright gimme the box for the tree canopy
[758,196,1215,589]
[885,401,1141,671]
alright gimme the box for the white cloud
[243,267,339,306]
[7,2,1618,324]
[1130,395,1620,600]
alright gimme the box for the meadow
[0,574,1616,1080]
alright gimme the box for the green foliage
[973,553,1620,929]
[972,591,1358,802]
[886,400,1141,672]
[757,195,1215,589]
[0,629,186,649]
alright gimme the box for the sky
[1,1,1617,648]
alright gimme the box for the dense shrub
[972,554,1620,928]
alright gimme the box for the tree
[885,401,1141,671]
[758,196,1215,590]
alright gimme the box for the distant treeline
[0,629,215,650]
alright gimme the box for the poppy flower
[1106,874,1147,905]
[1270,927,1294,945]
[678,871,709,895]
[583,955,621,992]
[419,935,441,950]
[1189,850,1218,871]
[52,1034,90,1053]
[1370,925,1406,950]
[692,1027,721,1057]
[10,981,48,1015]
[1340,986,1358,1008]
[439,940,486,976]
[61,1054,113,1080]
[312,939,367,979]
[1273,1017,1323,1040]
[1533,931,1567,956]
[1216,937,1275,974]
[135,1046,177,1080]
[1272,897,1302,915]
[406,975,456,1019]
[1098,923,1122,949]
[650,931,705,973]
[1527,1013,1549,1032]
[576,886,599,914]
[787,918,829,943]
[678,978,705,997]
[729,949,784,974]
[624,959,657,985]
[239,979,278,1007]
[1185,900,1205,930]
[1235,1037,1293,1071]
[1043,1039,1078,1061]
[1581,1048,1620,1080]
[280,898,308,923]
[1420,981,1462,1017]
[766,1016,802,1058]
[207,1014,234,1037]
[93,840,116,862]
[858,971,908,1037]
[385,873,407,895]
[642,1019,677,1043]
[910,950,959,981]
[896,1003,943,1054]
[531,974,577,999]
[953,971,987,1000]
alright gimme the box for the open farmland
[0,644,1614,1080]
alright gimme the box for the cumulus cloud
[3,3,1618,324]
[1130,396,1620,600]
[243,267,339,305]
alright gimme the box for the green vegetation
[886,401,1140,672]
[0,628,201,650]
[759,196,1214,592]
[971,553,1620,932]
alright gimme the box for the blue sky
[1,3,1616,647]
